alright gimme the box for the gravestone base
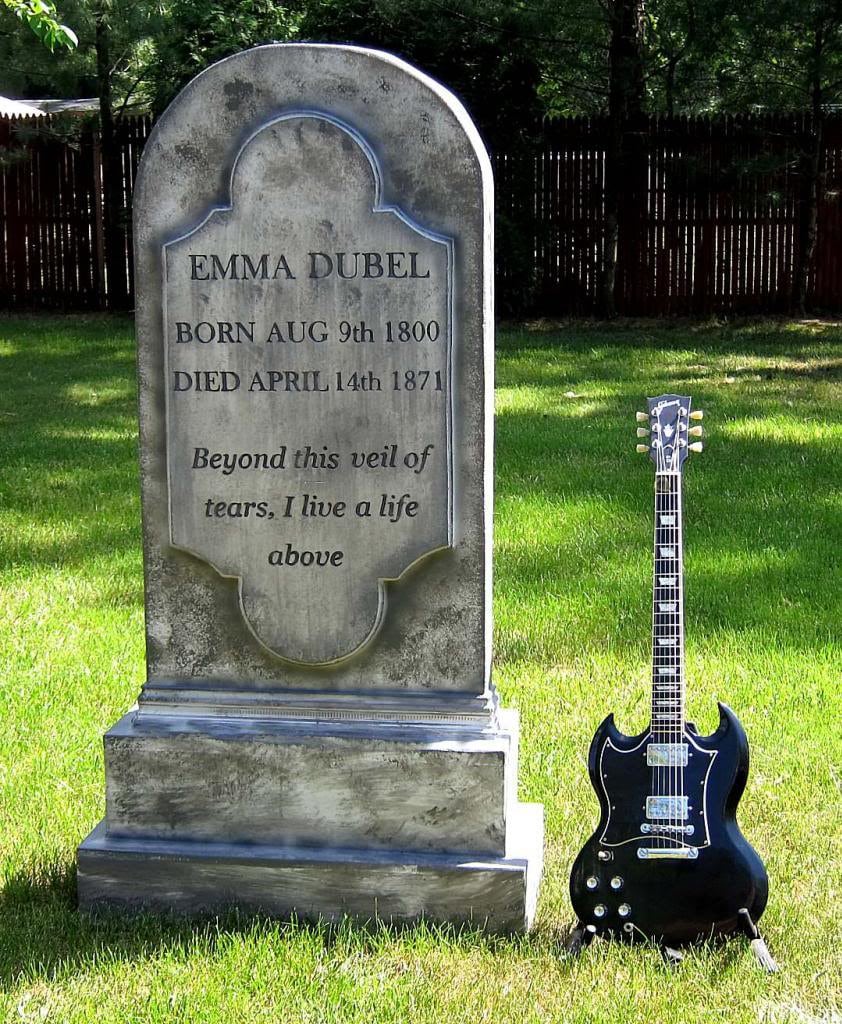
[77,708,544,932]
[77,805,542,932]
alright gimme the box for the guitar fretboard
[652,472,685,739]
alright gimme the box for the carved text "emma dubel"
[187,251,431,281]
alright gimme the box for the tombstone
[76,43,544,931]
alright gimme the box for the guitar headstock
[635,394,704,472]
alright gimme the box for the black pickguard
[570,702,768,945]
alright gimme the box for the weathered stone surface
[134,42,494,694]
[78,803,544,933]
[164,113,452,665]
[103,711,520,856]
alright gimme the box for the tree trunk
[96,11,124,309]
[665,55,678,118]
[794,57,825,317]
[794,118,822,316]
[598,0,646,318]
[599,119,622,318]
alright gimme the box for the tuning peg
[636,411,649,422]
[690,410,704,421]
[636,427,649,437]
[688,441,704,453]
[636,444,650,453]
[688,425,704,437]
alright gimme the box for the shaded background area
[4,112,842,317]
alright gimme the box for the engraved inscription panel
[164,113,452,664]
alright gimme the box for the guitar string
[651,416,691,848]
[671,426,686,844]
[654,418,684,846]
[676,444,684,843]
[655,424,668,847]
[659,428,669,847]
[655,430,663,839]
[673,444,680,843]
[677,443,685,844]
[671,431,681,843]
[666,427,675,846]
[668,433,676,844]
[663,446,668,847]
[653,428,664,847]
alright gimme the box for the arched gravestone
[77,44,544,931]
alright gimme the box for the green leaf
[3,0,78,51]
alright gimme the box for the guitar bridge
[641,823,694,835]
[637,847,699,860]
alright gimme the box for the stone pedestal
[78,709,542,930]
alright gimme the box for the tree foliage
[4,0,77,51]
[5,0,842,122]
[0,0,160,102]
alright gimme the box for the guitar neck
[651,471,686,739]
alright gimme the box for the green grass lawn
[1,314,840,1023]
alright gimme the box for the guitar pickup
[646,796,689,819]
[646,743,688,767]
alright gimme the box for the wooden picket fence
[0,114,151,310]
[494,113,842,315]
[2,111,842,315]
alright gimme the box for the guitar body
[570,702,768,945]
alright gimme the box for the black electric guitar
[569,395,772,957]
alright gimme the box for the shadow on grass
[0,858,570,986]
[0,859,760,989]
[0,318,141,571]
